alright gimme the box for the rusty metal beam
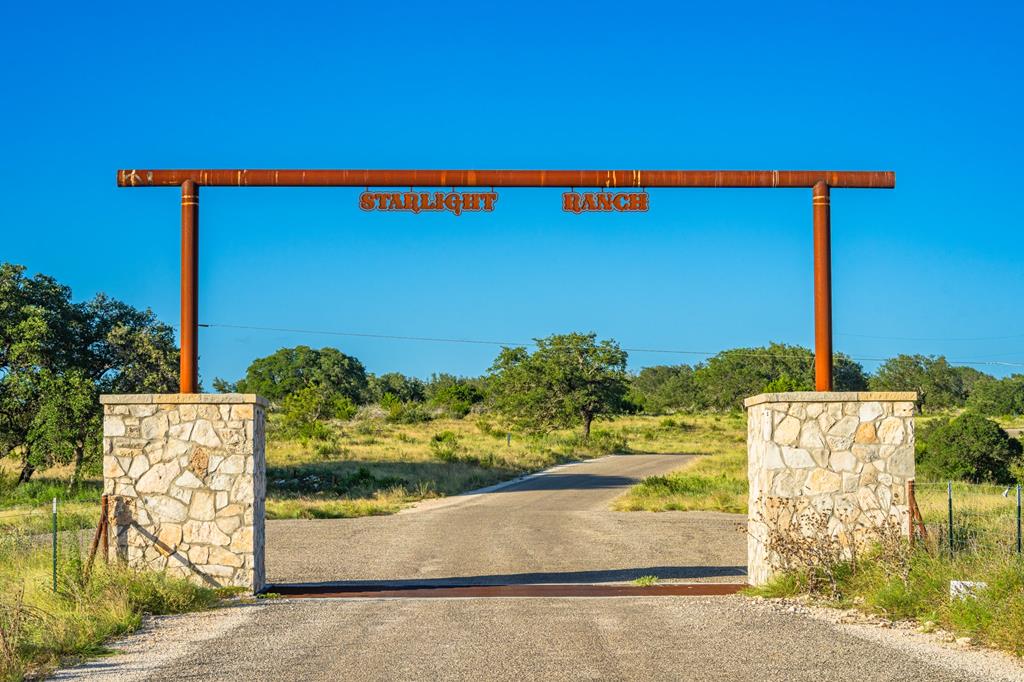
[268,582,749,599]
[118,169,895,189]
[813,181,833,391]
[180,181,199,394]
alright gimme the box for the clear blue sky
[3,2,1022,383]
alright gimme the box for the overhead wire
[195,322,1024,369]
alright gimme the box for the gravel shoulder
[52,596,1024,682]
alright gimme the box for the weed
[632,575,659,586]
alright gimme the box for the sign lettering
[562,191,649,214]
[360,191,498,216]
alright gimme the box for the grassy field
[611,412,747,513]
[0,528,227,681]
[263,412,741,519]
[751,548,1024,656]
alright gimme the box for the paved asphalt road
[265,453,747,586]
[55,454,1021,681]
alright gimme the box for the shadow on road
[485,473,645,492]
[269,565,747,590]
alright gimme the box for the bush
[0,532,219,681]
[631,365,700,414]
[429,431,461,461]
[379,393,433,424]
[428,383,483,418]
[917,413,1023,483]
[966,375,1024,416]
[276,386,355,440]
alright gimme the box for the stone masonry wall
[745,391,917,586]
[101,394,267,592]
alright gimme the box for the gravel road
[55,596,1024,681]
[49,454,1024,681]
[266,453,747,586]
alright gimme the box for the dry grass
[611,412,748,513]
[264,412,746,518]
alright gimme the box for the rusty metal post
[907,480,916,541]
[180,181,199,393]
[100,494,109,564]
[813,181,833,391]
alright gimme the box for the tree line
[0,264,178,487]
[4,262,1024,488]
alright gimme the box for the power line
[196,322,1024,369]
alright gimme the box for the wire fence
[913,481,1023,557]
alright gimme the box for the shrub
[429,431,461,461]
[277,386,356,440]
[429,383,483,418]
[379,393,433,424]
[917,413,1023,483]
[561,429,628,455]
[763,373,811,393]
[966,375,1024,416]
[631,365,700,414]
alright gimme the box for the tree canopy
[487,332,630,437]
[229,345,369,404]
[870,354,968,412]
[690,343,868,411]
[0,263,179,484]
[917,413,1022,483]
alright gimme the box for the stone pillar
[101,394,267,592]
[745,391,917,586]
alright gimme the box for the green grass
[612,413,748,513]
[748,549,1024,657]
[0,473,102,535]
[0,529,223,681]
[631,575,659,586]
[262,413,727,519]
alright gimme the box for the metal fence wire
[913,481,1023,557]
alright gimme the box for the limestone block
[157,525,182,556]
[894,402,915,417]
[854,422,878,444]
[183,520,231,546]
[191,420,222,448]
[127,456,150,479]
[103,455,125,478]
[828,416,859,438]
[136,461,180,494]
[104,415,126,436]
[169,422,195,441]
[175,469,204,489]
[774,416,801,446]
[781,447,815,469]
[141,413,169,440]
[859,402,884,422]
[806,469,842,494]
[828,450,858,473]
[798,421,825,449]
[190,490,216,521]
[889,446,915,478]
[877,417,906,445]
[143,495,188,523]
[218,455,246,475]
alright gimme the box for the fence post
[51,497,58,592]
[906,480,915,543]
[947,481,954,558]
[1017,484,1021,557]
[100,494,109,564]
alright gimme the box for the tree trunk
[582,414,593,440]
[67,442,85,494]
[17,461,35,485]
